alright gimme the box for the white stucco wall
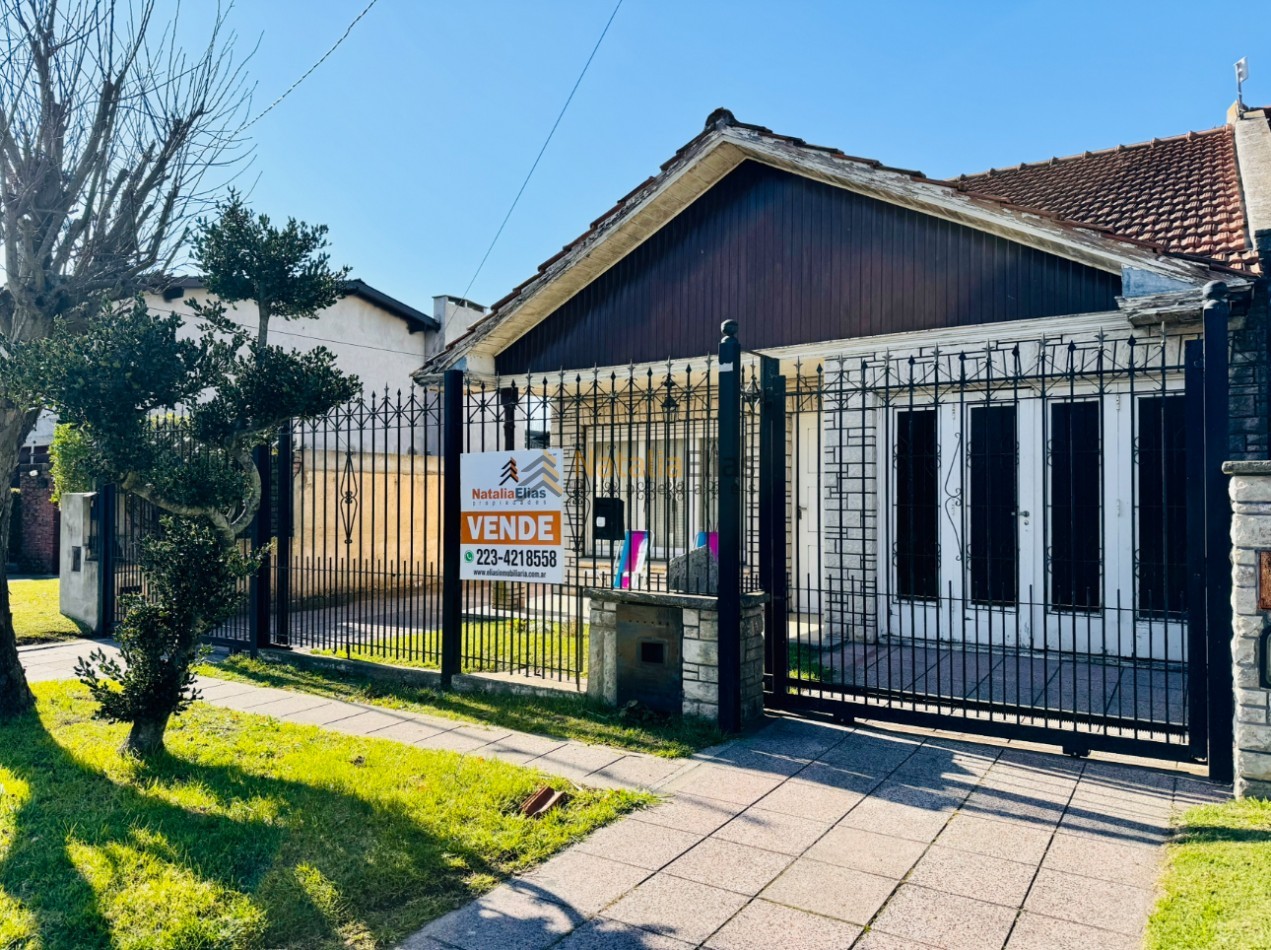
[23,286,435,452]
[159,288,429,398]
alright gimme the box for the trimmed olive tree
[0,0,249,719]
[3,201,359,755]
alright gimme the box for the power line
[461,0,624,301]
[240,0,383,132]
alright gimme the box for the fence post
[249,443,273,655]
[717,321,743,732]
[1203,281,1235,783]
[1184,340,1209,761]
[441,369,464,687]
[275,423,293,647]
[758,354,787,703]
[97,482,116,636]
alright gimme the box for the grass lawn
[10,577,89,645]
[314,620,587,678]
[0,681,646,950]
[200,653,723,758]
[1146,797,1271,949]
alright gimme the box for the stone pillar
[1224,460,1271,797]
[587,588,767,729]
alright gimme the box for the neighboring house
[23,279,484,574]
[419,102,1270,760]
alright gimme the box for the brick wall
[17,466,58,574]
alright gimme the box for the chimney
[1232,102,1271,259]
[432,294,488,348]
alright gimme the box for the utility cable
[240,0,383,132]
[460,0,624,301]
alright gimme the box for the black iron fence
[756,328,1213,761]
[94,313,1231,771]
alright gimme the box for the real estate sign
[459,449,565,584]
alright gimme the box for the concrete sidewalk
[20,640,689,792]
[20,640,1230,949]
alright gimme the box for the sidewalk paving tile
[243,694,332,717]
[905,845,1036,908]
[1004,912,1141,950]
[414,724,511,753]
[853,930,945,949]
[478,733,567,766]
[703,898,863,950]
[838,793,956,844]
[1041,830,1163,887]
[582,754,686,791]
[711,806,831,855]
[753,774,865,823]
[279,702,361,727]
[663,763,786,806]
[514,850,650,915]
[574,817,701,871]
[803,826,927,879]
[553,917,696,949]
[870,884,1016,950]
[663,836,793,896]
[632,793,745,836]
[419,883,581,950]
[933,813,1053,866]
[365,719,447,745]
[322,709,411,736]
[605,874,750,944]
[529,742,625,782]
[1022,869,1156,936]
[760,857,896,925]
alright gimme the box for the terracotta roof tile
[954,127,1259,273]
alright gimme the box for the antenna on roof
[1236,57,1249,115]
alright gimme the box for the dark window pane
[895,409,938,599]
[969,405,1017,604]
[1050,402,1102,610]
[1139,396,1188,614]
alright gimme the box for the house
[418,102,1270,762]
[34,280,481,579]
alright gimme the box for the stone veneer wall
[587,588,766,727]
[1225,460,1271,797]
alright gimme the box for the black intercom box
[593,497,625,541]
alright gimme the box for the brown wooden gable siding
[495,160,1123,375]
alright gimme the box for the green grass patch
[10,577,90,645]
[0,681,646,950]
[199,653,722,759]
[788,643,835,682]
[314,620,587,677]
[1146,797,1271,949]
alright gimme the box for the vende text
[460,511,562,545]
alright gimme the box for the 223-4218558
[471,548,558,568]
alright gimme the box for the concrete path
[20,640,1231,949]
[20,640,689,792]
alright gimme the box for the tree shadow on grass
[0,696,524,950]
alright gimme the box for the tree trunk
[0,406,37,719]
[123,713,171,757]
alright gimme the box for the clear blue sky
[217,0,1269,312]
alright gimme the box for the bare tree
[0,0,250,718]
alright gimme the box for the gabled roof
[165,276,440,334]
[953,126,1260,273]
[426,110,1234,375]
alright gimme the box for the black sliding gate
[752,319,1231,773]
[98,316,1232,773]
